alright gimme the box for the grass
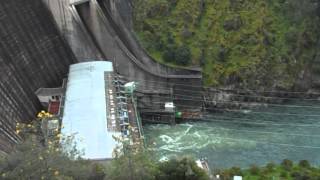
[132,0,319,87]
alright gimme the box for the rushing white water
[144,100,320,169]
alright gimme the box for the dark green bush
[250,165,260,175]
[156,157,209,180]
[163,48,175,62]
[298,160,311,169]
[175,45,191,65]
[280,171,288,178]
[265,162,275,173]
[281,159,293,171]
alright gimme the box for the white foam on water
[159,156,169,162]
[193,131,201,138]
[176,143,199,151]
[196,141,210,149]
[146,100,320,168]
[242,110,252,114]
[183,123,193,135]
[155,123,241,157]
[159,145,182,152]
[159,135,174,143]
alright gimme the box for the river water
[144,100,320,169]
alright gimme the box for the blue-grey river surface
[144,100,320,169]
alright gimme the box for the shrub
[199,49,206,66]
[249,165,260,175]
[265,162,275,173]
[156,157,209,180]
[163,48,176,62]
[299,160,311,169]
[0,125,105,179]
[175,45,191,65]
[291,171,312,180]
[280,171,288,178]
[223,16,242,31]
[281,159,293,171]
[229,166,242,175]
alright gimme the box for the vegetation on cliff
[133,0,320,88]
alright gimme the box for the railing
[131,94,145,146]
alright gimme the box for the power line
[142,113,320,128]
[190,124,320,138]
[127,78,203,88]
[140,105,320,124]
[135,85,320,101]
[179,104,320,117]
[212,88,320,95]
[138,94,320,110]
[140,100,320,117]
[129,78,320,95]
[204,115,320,125]
[216,93,320,101]
[175,96,320,109]
[139,86,320,101]
[139,91,320,109]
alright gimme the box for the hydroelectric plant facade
[37,61,144,160]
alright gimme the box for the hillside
[132,0,320,89]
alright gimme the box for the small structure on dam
[36,61,144,160]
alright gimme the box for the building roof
[62,61,120,160]
[35,87,63,96]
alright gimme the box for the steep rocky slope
[133,0,320,90]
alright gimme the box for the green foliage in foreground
[0,119,209,180]
[106,153,209,180]
[0,141,209,180]
[216,159,320,180]
[157,157,209,180]
[0,119,105,180]
[0,137,105,180]
[133,0,320,88]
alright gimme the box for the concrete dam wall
[0,0,76,152]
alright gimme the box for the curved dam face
[44,0,203,111]
[0,0,76,152]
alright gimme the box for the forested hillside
[133,0,320,88]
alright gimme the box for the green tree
[281,159,293,171]
[163,48,176,62]
[249,164,260,175]
[298,160,311,169]
[0,117,105,179]
[156,157,209,180]
[265,162,275,173]
[105,150,159,180]
[175,45,191,65]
